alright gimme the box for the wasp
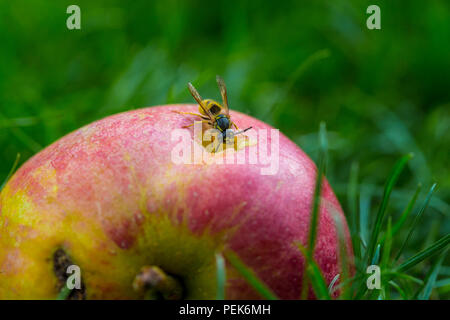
[175,76,252,152]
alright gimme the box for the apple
[0,105,352,299]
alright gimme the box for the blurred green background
[0,0,449,295]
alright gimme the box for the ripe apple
[0,105,352,299]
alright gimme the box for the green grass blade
[379,287,386,300]
[388,281,407,300]
[365,153,413,264]
[302,122,328,299]
[2,122,42,153]
[397,234,450,273]
[395,183,437,261]
[307,122,328,256]
[380,218,392,270]
[56,285,71,300]
[439,266,450,275]
[380,218,393,300]
[371,244,381,265]
[359,185,372,257]
[353,186,373,299]
[215,252,226,300]
[434,278,450,288]
[385,271,424,285]
[296,243,331,300]
[0,116,39,129]
[307,262,331,300]
[0,153,20,192]
[329,203,351,299]
[224,251,278,300]
[261,49,330,120]
[416,249,447,299]
[347,161,360,258]
[335,273,365,292]
[380,184,421,246]
[328,274,340,295]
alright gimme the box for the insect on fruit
[175,76,252,152]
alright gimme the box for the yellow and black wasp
[176,76,252,152]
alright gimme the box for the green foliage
[0,153,20,191]
[417,251,447,300]
[301,121,329,299]
[56,285,71,300]
[224,251,278,300]
[365,153,412,265]
[396,234,449,274]
[395,183,437,261]
[220,148,448,299]
[215,253,226,300]
[297,243,331,300]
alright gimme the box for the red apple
[0,105,352,299]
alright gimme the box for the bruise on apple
[53,248,86,300]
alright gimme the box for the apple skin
[0,105,352,299]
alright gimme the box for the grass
[0,153,20,192]
[365,153,413,266]
[220,123,449,300]
[298,121,329,299]
[394,183,437,261]
[396,235,449,274]
[224,251,278,300]
[215,253,226,300]
[56,285,72,300]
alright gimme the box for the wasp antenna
[215,139,223,153]
[234,126,252,135]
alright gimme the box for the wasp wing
[216,75,229,117]
[188,82,214,120]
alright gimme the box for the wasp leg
[231,121,239,130]
[172,110,210,119]
[215,139,223,153]
[182,120,212,128]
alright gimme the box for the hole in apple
[53,248,86,300]
[133,265,186,300]
[195,123,256,154]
